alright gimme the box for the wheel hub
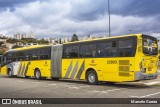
[88,74,95,83]
[36,72,40,78]
[9,71,12,76]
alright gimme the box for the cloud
[0,0,159,39]
[111,0,160,17]
[0,0,40,11]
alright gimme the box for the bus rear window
[143,36,158,55]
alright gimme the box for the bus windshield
[143,35,158,55]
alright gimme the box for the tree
[0,48,6,55]
[38,38,49,44]
[6,38,20,43]
[0,42,4,46]
[12,45,22,49]
[21,38,38,43]
[71,34,79,42]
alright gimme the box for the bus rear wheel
[34,69,41,80]
[86,70,98,85]
[8,69,13,78]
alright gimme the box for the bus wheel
[86,70,98,85]
[8,69,13,78]
[51,77,59,80]
[34,69,41,80]
[25,76,30,78]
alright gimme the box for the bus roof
[6,45,51,53]
[64,34,143,45]
[5,33,154,53]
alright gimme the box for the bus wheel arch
[85,68,98,85]
[34,68,41,80]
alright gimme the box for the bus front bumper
[134,71,158,80]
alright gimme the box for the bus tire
[86,70,98,85]
[51,77,60,80]
[8,69,13,78]
[25,76,30,78]
[34,69,41,80]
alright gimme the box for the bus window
[86,44,96,57]
[81,43,96,58]
[64,46,72,58]
[118,39,134,57]
[64,45,79,58]
[71,45,79,58]
[97,41,117,57]
[143,36,158,55]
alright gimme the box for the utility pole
[108,0,111,37]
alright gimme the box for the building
[14,32,35,39]
[0,39,6,42]
[14,42,24,47]
[24,43,39,46]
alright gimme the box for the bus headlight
[139,62,146,73]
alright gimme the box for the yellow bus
[0,34,159,85]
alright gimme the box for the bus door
[0,55,7,75]
[62,45,85,80]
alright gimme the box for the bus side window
[97,41,117,57]
[118,39,133,57]
[71,45,79,58]
[64,46,72,58]
[80,45,86,57]
[81,44,96,58]
[1,56,6,65]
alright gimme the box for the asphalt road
[0,75,160,107]
[0,75,160,98]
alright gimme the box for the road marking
[66,85,90,89]
[19,81,24,82]
[89,88,124,94]
[79,86,90,88]
[5,79,12,81]
[91,90,100,93]
[48,84,57,86]
[130,92,160,98]
[106,88,123,92]
[143,81,160,86]
[68,86,79,89]
[31,82,40,84]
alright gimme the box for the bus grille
[119,66,129,71]
[119,60,130,77]
[119,60,129,65]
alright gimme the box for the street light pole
[108,0,111,37]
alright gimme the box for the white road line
[130,92,160,98]
[79,86,90,88]
[19,81,24,82]
[89,88,124,94]
[31,82,40,84]
[5,79,12,81]
[143,81,160,86]
[68,86,79,89]
[106,88,124,92]
[68,85,90,88]
[48,84,57,86]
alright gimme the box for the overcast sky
[0,0,160,39]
